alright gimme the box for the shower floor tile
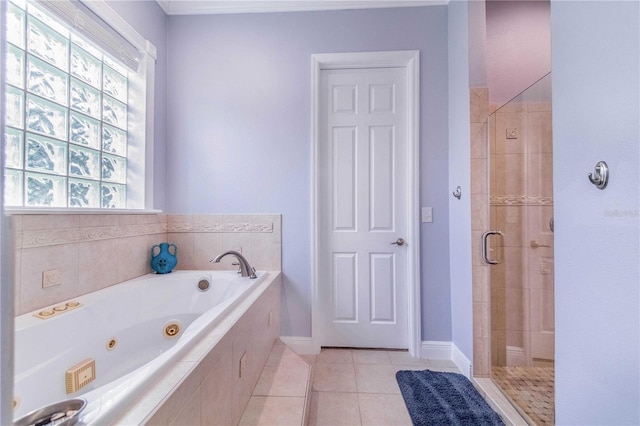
[492,366,554,425]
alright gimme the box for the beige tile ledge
[239,396,307,426]
[472,377,528,426]
[241,340,314,425]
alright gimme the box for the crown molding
[155,0,447,16]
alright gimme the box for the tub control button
[33,301,82,320]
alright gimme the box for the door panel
[370,126,395,231]
[333,253,357,322]
[332,127,357,231]
[318,67,408,349]
[370,253,396,323]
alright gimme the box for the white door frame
[310,50,421,357]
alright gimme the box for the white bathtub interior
[13,270,276,424]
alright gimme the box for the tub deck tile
[240,340,313,425]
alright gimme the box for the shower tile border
[490,195,553,206]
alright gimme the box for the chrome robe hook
[452,186,462,200]
[588,161,609,189]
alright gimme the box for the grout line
[355,392,364,426]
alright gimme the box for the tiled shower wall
[471,87,554,376]
[490,101,553,367]
[470,88,491,378]
[9,213,281,315]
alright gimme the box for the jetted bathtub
[13,269,277,425]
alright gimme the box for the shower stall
[485,73,555,425]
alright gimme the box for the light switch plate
[421,207,433,223]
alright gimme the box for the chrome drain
[198,279,210,291]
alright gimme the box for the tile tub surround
[239,340,313,425]
[116,271,282,425]
[9,213,281,315]
[166,214,282,272]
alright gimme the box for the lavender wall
[468,0,487,88]
[106,0,168,211]
[447,0,473,362]
[552,1,639,422]
[486,0,550,109]
[165,7,451,340]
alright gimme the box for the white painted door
[317,67,408,349]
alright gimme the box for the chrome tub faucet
[210,250,257,279]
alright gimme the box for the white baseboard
[451,343,472,379]
[421,341,472,379]
[420,341,452,359]
[506,346,526,366]
[279,336,319,355]
[281,337,472,377]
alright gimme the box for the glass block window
[4,0,131,208]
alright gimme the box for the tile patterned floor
[492,366,555,426]
[307,348,461,426]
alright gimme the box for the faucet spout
[210,250,257,279]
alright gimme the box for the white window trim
[82,1,157,211]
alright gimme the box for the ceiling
[155,0,448,15]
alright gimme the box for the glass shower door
[488,73,555,425]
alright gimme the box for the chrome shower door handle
[482,230,503,265]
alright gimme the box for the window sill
[4,207,163,215]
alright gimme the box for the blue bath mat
[396,369,504,426]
